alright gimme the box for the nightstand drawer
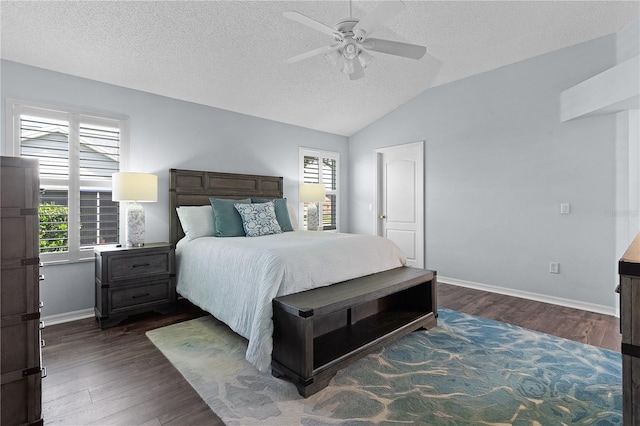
[111,280,172,312]
[95,243,176,328]
[108,252,171,282]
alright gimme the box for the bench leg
[271,366,283,378]
[296,374,334,398]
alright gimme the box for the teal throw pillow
[209,197,252,237]
[251,197,294,232]
[235,201,282,237]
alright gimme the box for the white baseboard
[42,308,95,326]
[39,278,618,325]
[438,276,618,317]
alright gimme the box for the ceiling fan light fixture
[341,58,355,75]
[342,43,358,60]
[358,50,374,68]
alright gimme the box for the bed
[169,168,436,383]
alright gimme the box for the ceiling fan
[283,1,426,80]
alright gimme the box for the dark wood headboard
[169,169,283,244]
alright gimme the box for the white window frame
[299,147,340,232]
[5,99,130,264]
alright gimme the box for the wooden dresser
[1,156,44,426]
[619,232,640,426]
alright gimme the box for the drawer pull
[132,293,151,299]
[132,263,151,268]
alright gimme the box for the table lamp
[112,172,158,246]
[299,183,326,231]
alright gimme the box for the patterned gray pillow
[234,201,283,237]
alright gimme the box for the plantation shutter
[20,115,70,180]
[302,153,338,231]
[321,157,337,230]
[78,122,120,246]
[17,107,121,257]
[20,114,71,253]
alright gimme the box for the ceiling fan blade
[285,45,340,64]
[283,11,339,38]
[352,1,406,41]
[362,38,426,60]
[349,59,365,80]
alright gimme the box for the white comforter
[176,231,406,372]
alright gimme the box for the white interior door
[376,141,424,268]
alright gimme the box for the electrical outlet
[549,262,560,274]
[560,203,570,214]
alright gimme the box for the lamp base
[126,202,145,247]
[307,203,323,231]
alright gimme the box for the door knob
[379,214,386,219]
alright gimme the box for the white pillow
[176,206,215,240]
[287,201,299,230]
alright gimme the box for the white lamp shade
[112,172,158,202]
[299,183,326,203]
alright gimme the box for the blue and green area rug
[146,308,622,425]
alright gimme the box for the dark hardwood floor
[41,301,223,426]
[41,283,622,425]
[437,283,621,352]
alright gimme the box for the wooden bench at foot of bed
[271,266,438,397]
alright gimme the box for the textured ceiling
[1,1,638,136]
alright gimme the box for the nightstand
[94,243,176,329]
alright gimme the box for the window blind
[79,123,120,181]
[20,115,70,181]
[17,107,123,258]
[302,153,338,231]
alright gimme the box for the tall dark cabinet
[619,232,640,426]
[1,156,44,426]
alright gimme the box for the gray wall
[2,25,636,317]
[0,60,349,316]
[615,18,640,260]
[348,33,624,310]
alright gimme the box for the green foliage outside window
[39,203,68,252]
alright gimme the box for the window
[299,148,339,231]
[7,100,128,262]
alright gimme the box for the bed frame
[169,168,283,244]
[168,168,438,397]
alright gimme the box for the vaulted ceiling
[1,1,638,136]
